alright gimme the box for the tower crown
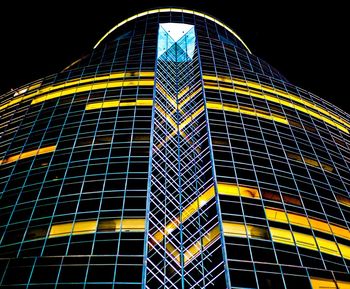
[94,8,252,53]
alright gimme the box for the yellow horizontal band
[210,84,349,133]
[223,222,268,239]
[207,101,289,125]
[265,207,350,240]
[287,152,334,172]
[219,183,350,241]
[93,9,251,53]
[86,99,153,110]
[223,221,350,261]
[217,182,302,206]
[310,277,350,289]
[204,79,349,133]
[49,218,145,238]
[204,74,350,130]
[31,79,154,105]
[217,183,260,199]
[0,71,154,112]
[36,71,154,98]
[269,226,350,259]
[0,145,56,165]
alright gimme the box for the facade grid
[0,8,350,289]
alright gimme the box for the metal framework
[146,23,226,288]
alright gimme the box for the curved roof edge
[93,8,252,54]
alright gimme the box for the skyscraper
[0,8,349,288]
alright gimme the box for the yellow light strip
[223,221,350,260]
[310,277,350,289]
[49,221,97,237]
[164,226,221,265]
[0,72,154,112]
[156,83,177,109]
[204,74,350,129]
[338,243,350,260]
[63,56,86,71]
[32,79,154,105]
[217,183,260,199]
[336,194,350,208]
[151,183,262,248]
[219,182,302,206]
[114,219,145,232]
[337,280,350,289]
[265,207,350,240]
[165,242,181,263]
[207,101,289,125]
[94,9,251,53]
[152,185,215,245]
[178,106,204,130]
[304,157,320,167]
[287,152,334,172]
[203,76,350,133]
[177,86,190,100]
[223,222,268,239]
[149,183,262,247]
[155,105,178,130]
[85,99,153,110]
[157,105,204,149]
[184,226,220,263]
[49,218,145,238]
[0,145,56,165]
[269,226,350,259]
[178,87,202,109]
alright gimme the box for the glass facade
[0,8,349,289]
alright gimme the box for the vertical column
[145,23,227,289]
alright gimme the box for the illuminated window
[49,219,145,238]
[310,278,337,289]
[337,194,350,208]
[32,79,154,105]
[207,101,289,125]
[288,152,333,172]
[269,227,295,246]
[264,207,348,238]
[223,222,269,240]
[217,183,260,199]
[49,221,97,237]
[0,145,56,165]
[338,243,350,260]
[0,72,154,112]
[85,99,153,110]
[204,77,349,133]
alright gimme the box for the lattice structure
[145,23,227,288]
[1,9,350,289]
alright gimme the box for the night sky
[1,1,348,113]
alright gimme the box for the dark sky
[1,1,348,113]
